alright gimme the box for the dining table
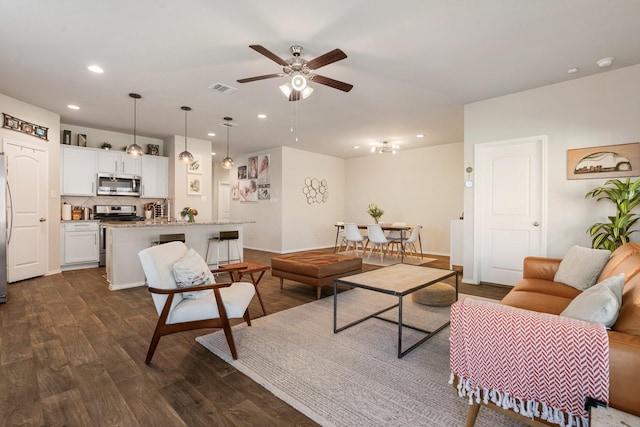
[334,223,417,263]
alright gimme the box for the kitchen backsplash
[61,195,166,219]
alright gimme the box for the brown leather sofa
[500,242,640,417]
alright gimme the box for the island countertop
[103,219,254,228]
[105,221,251,290]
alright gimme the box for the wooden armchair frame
[145,263,252,364]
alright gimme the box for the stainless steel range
[94,205,144,266]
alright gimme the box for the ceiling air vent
[208,82,238,95]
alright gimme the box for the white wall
[0,92,61,275]
[165,135,213,221]
[345,143,464,255]
[224,147,284,253]
[282,147,346,253]
[464,64,640,280]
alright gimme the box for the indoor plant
[367,202,384,224]
[101,142,112,150]
[585,177,640,251]
[180,207,198,223]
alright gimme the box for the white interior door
[5,141,48,283]
[217,181,231,221]
[475,136,546,285]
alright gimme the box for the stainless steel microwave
[96,173,141,196]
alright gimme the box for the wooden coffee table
[333,264,458,358]
[217,261,270,316]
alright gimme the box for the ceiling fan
[237,45,353,101]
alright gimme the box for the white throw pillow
[172,249,214,299]
[554,245,611,290]
[560,274,625,327]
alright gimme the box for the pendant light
[178,106,194,164]
[221,116,235,169]
[125,93,143,157]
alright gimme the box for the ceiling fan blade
[311,75,353,92]
[237,73,282,83]
[249,45,289,67]
[306,49,347,70]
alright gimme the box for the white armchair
[138,241,255,364]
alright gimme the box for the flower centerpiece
[180,206,198,223]
[367,202,384,224]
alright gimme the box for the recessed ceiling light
[207,132,216,137]
[596,57,614,68]
[353,146,360,149]
[416,134,425,138]
[211,152,216,156]
[67,105,80,110]
[87,65,104,73]
[257,114,267,119]
[567,68,579,74]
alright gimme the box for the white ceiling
[1,0,639,159]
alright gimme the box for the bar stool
[150,233,185,247]
[205,230,242,267]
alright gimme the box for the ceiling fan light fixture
[178,106,193,164]
[279,82,293,97]
[125,93,144,158]
[291,74,307,91]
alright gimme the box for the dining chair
[386,222,406,256]
[335,222,348,252]
[138,241,255,364]
[366,224,390,262]
[403,225,423,258]
[344,223,366,255]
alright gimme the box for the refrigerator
[0,153,6,303]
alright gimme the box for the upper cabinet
[60,146,97,196]
[140,156,168,198]
[97,150,141,176]
[61,145,167,197]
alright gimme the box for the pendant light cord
[184,108,188,151]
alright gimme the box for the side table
[217,261,270,316]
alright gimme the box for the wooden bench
[271,251,362,299]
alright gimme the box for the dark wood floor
[0,249,510,426]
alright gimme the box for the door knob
[533,221,539,227]
[39,217,47,222]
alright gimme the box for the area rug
[196,289,524,427]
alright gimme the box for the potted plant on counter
[585,177,640,251]
[180,207,198,223]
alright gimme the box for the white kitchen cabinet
[98,150,141,175]
[61,222,99,270]
[140,155,168,198]
[60,145,97,196]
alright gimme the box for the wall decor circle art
[303,178,328,204]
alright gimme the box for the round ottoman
[411,282,456,306]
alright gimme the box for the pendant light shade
[221,116,234,169]
[125,93,143,157]
[178,106,194,164]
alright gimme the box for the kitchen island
[105,220,254,291]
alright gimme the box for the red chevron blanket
[449,299,609,427]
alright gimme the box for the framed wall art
[62,130,71,144]
[2,113,49,140]
[567,142,640,180]
[77,134,87,147]
[187,176,202,195]
[188,154,202,174]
